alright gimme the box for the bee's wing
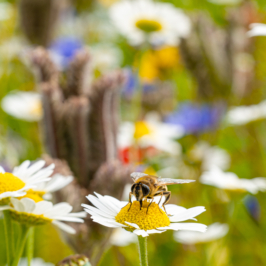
[157,178,195,186]
[130,172,148,182]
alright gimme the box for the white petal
[52,220,76,234]
[83,205,115,219]
[0,205,10,211]
[0,190,26,200]
[146,229,166,234]
[0,166,5,173]
[44,175,73,193]
[44,203,73,217]
[87,195,117,216]
[133,229,149,237]
[11,198,25,212]
[125,221,140,229]
[13,160,30,176]
[20,198,36,213]
[33,201,53,215]
[53,216,84,223]
[165,205,187,216]
[67,211,87,218]
[25,160,46,176]
[169,206,206,222]
[103,195,123,213]
[160,223,207,232]
[92,218,124,228]
[94,192,121,214]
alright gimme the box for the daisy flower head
[174,222,229,245]
[33,174,74,200]
[189,142,230,171]
[226,101,266,126]
[109,0,191,46]
[82,192,206,237]
[247,23,266,37]
[118,118,184,160]
[1,198,86,234]
[1,91,42,122]
[200,167,266,194]
[0,160,54,204]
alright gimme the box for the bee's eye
[141,184,150,196]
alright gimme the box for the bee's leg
[157,191,164,206]
[128,192,133,212]
[140,199,143,210]
[146,198,154,214]
[162,191,171,215]
[152,191,164,214]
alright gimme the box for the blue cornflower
[244,195,261,223]
[164,102,225,134]
[49,37,83,69]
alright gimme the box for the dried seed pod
[40,82,63,158]
[61,96,90,186]
[31,47,59,84]
[18,0,62,46]
[65,50,92,98]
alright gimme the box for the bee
[129,172,195,214]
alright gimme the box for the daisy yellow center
[29,101,43,117]
[135,19,162,33]
[18,189,44,203]
[115,201,170,231]
[134,121,151,139]
[0,173,25,194]
[10,210,52,226]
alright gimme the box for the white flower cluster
[200,167,266,194]
[0,160,86,233]
[109,0,191,46]
[226,101,266,126]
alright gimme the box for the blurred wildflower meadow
[1,0,266,265]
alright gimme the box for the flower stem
[11,225,30,266]
[137,236,149,266]
[3,210,14,266]
[26,227,34,266]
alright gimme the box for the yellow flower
[139,46,179,82]
[133,121,152,140]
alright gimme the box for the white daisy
[1,91,42,122]
[189,142,230,171]
[118,119,184,155]
[0,160,54,202]
[82,192,207,237]
[0,198,86,234]
[34,174,74,200]
[174,223,229,245]
[247,23,266,37]
[200,167,266,194]
[226,101,266,125]
[109,0,191,46]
